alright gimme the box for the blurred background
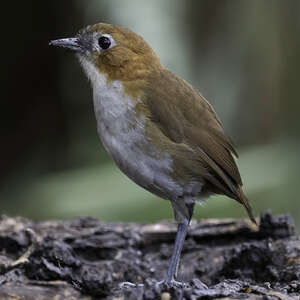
[1,1,300,230]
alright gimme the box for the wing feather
[144,70,256,223]
[146,70,242,192]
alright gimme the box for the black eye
[98,36,111,50]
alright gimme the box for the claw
[190,278,208,290]
[119,281,144,289]
[156,279,189,289]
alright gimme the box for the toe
[119,281,144,289]
[157,279,189,289]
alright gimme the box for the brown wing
[145,69,256,223]
[146,70,241,189]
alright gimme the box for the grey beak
[49,37,82,52]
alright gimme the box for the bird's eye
[98,36,111,50]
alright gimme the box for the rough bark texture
[0,212,299,299]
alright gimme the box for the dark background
[1,1,300,230]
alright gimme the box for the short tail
[237,187,257,225]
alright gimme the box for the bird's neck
[78,54,143,133]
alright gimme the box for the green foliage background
[1,1,300,231]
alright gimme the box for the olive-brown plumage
[144,70,255,223]
[50,23,256,287]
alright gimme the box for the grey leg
[166,218,190,283]
[162,201,195,286]
[120,217,191,289]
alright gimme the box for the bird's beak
[49,37,82,52]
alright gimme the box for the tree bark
[0,212,299,299]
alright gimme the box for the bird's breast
[86,67,183,200]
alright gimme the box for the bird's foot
[190,278,208,290]
[119,281,144,289]
[156,278,189,289]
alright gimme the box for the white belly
[94,83,184,199]
[78,56,182,200]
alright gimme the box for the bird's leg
[158,202,195,288]
[165,218,190,285]
[119,218,191,290]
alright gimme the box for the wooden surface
[0,212,299,299]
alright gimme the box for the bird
[50,23,256,287]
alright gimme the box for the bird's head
[50,23,162,82]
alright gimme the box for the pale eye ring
[98,36,111,50]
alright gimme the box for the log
[0,212,299,299]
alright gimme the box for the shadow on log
[0,212,299,299]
